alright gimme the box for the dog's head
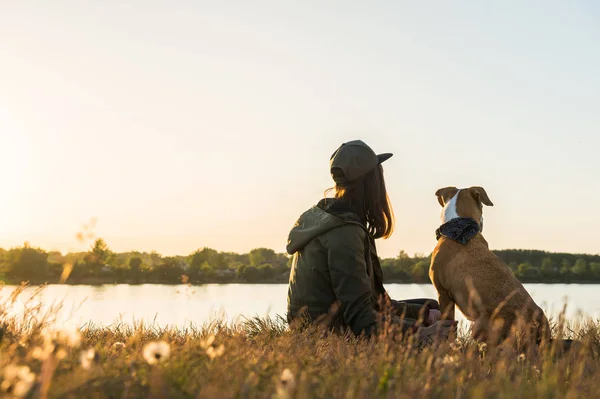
[435,186,494,230]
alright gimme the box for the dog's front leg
[438,290,455,321]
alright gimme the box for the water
[1,284,597,329]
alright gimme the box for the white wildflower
[518,353,526,362]
[80,348,96,370]
[41,327,82,350]
[56,327,82,348]
[31,345,53,361]
[206,344,225,360]
[55,348,68,361]
[112,342,126,350]
[1,365,36,398]
[442,355,457,365]
[199,335,215,350]
[274,368,296,399]
[142,341,170,365]
[280,368,295,388]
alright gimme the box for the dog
[428,186,551,347]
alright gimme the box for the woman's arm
[389,299,432,324]
[322,224,416,336]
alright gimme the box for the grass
[0,284,599,398]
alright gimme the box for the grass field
[0,285,599,399]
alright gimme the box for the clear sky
[1,1,599,258]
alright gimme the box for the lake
[0,284,598,329]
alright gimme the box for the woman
[286,140,455,341]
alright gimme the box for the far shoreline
[3,279,600,287]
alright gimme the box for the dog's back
[430,187,551,346]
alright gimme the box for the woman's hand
[425,309,442,326]
[418,320,457,342]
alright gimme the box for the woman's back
[286,198,377,335]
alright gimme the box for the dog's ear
[435,186,458,207]
[469,186,494,206]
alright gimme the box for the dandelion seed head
[42,327,82,349]
[206,344,225,360]
[1,365,35,398]
[80,348,96,370]
[112,342,126,349]
[142,341,170,365]
[274,368,296,399]
[55,348,68,361]
[442,355,457,365]
[200,335,215,350]
[58,327,82,348]
[31,345,54,361]
[280,368,295,386]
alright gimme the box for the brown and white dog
[429,186,551,347]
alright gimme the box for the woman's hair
[327,165,395,239]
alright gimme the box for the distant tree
[200,262,215,278]
[128,256,142,270]
[91,238,110,264]
[80,238,112,277]
[249,248,277,267]
[517,262,538,278]
[128,256,143,283]
[540,257,557,278]
[412,261,430,282]
[189,248,226,270]
[3,246,49,282]
[259,264,275,279]
[394,250,412,274]
[590,262,600,277]
[240,265,261,282]
[572,259,588,276]
[47,251,64,265]
[272,253,290,270]
[150,251,162,268]
[145,257,184,283]
[237,265,247,279]
[560,260,572,277]
[212,252,226,269]
[189,248,212,270]
[381,258,396,279]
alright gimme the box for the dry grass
[0,285,599,399]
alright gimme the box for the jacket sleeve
[390,300,430,322]
[322,225,417,337]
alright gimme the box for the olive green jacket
[286,198,429,337]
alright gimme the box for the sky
[1,1,599,258]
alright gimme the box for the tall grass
[0,284,599,398]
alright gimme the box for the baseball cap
[329,140,393,185]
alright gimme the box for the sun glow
[0,106,32,237]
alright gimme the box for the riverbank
[4,277,600,286]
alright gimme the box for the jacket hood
[286,198,364,255]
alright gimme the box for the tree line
[382,250,600,284]
[0,239,599,285]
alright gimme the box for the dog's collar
[435,217,481,244]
